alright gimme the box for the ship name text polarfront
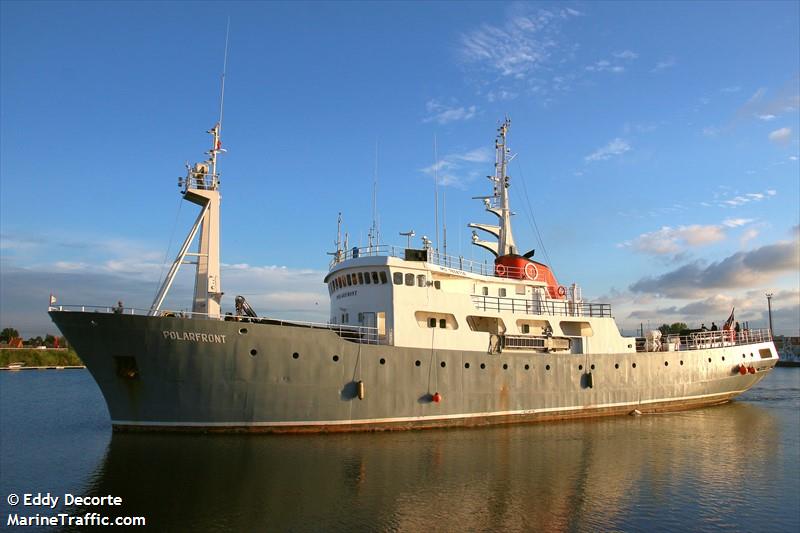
[161,331,227,343]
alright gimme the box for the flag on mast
[49,293,57,305]
[723,307,735,330]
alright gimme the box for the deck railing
[48,305,381,345]
[329,244,497,276]
[470,295,612,318]
[635,328,772,352]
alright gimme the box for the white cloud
[613,50,638,60]
[721,86,741,93]
[722,218,754,228]
[651,56,676,73]
[716,188,777,208]
[756,114,776,121]
[460,9,577,77]
[768,127,792,144]
[420,146,492,188]
[619,224,726,256]
[423,100,477,124]
[585,138,630,161]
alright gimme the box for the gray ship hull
[50,311,778,432]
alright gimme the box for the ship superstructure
[49,119,779,432]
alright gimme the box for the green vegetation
[658,322,689,336]
[1,348,83,367]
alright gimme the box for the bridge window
[393,272,403,285]
[439,318,446,329]
[380,271,388,284]
[482,287,489,296]
[428,318,436,328]
[434,280,441,289]
[371,272,379,284]
[346,275,352,286]
[405,273,414,286]
[499,288,507,297]
[358,272,364,284]
[417,274,426,287]
[351,273,358,285]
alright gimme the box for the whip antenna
[218,17,230,131]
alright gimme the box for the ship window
[405,273,414,286]
[415,312,459,330]
[434,280,441,289]
[417,274,426,287]
[351,273,358,285]
[364,272,371,284]
[372,272,380,284]
[516,285,526,295]
[358,272,364,284]
[499,288,507,297]
[393,272,403,285]
[482,287,488,296]
[522,324,530,334]
[346,275,352,286]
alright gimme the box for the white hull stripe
[112,388,750,428]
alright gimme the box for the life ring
[524,262,538,280]
[495,264,507,277]
[557,285,567,297]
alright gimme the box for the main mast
[469,118,517,257]
[149,126,224,318]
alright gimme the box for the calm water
[1,369,798,532]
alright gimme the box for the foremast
[150,125,224,318]
[469,118,517,257]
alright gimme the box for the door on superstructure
[361,312,377,343]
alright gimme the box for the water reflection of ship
[69,402,780,531]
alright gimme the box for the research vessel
[49,119,778,432]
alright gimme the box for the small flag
[723,307,735,330]
[49,293,57,305]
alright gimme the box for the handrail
[329,244,497,276]
[470,295,612,318]
[48,305,381,345]
[636,328,772,352]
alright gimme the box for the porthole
[292,352,299,359]
[524,364,530,370]
[440,361,446,368]
[750,353,754,357]
[546,364,551,371]
[379,358,386,365]
[664,361,669,366]
[464,362,470,369]
[239,328,248,335]
[680,360,684,365]
[415,360,421,367]
[632,363,637,369]
[578,365,583,371]
[742,354,746,359]
[332,355,340,362]
[590,364,595,370]
[614,363,619,369]
[250,349,257,356]
[480,363,486,369]
[708,358,712,363]
[503,363,508,370]
[722,356,725,361]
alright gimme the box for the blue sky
[1,1,798,337]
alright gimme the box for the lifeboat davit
[494,254,566,299]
